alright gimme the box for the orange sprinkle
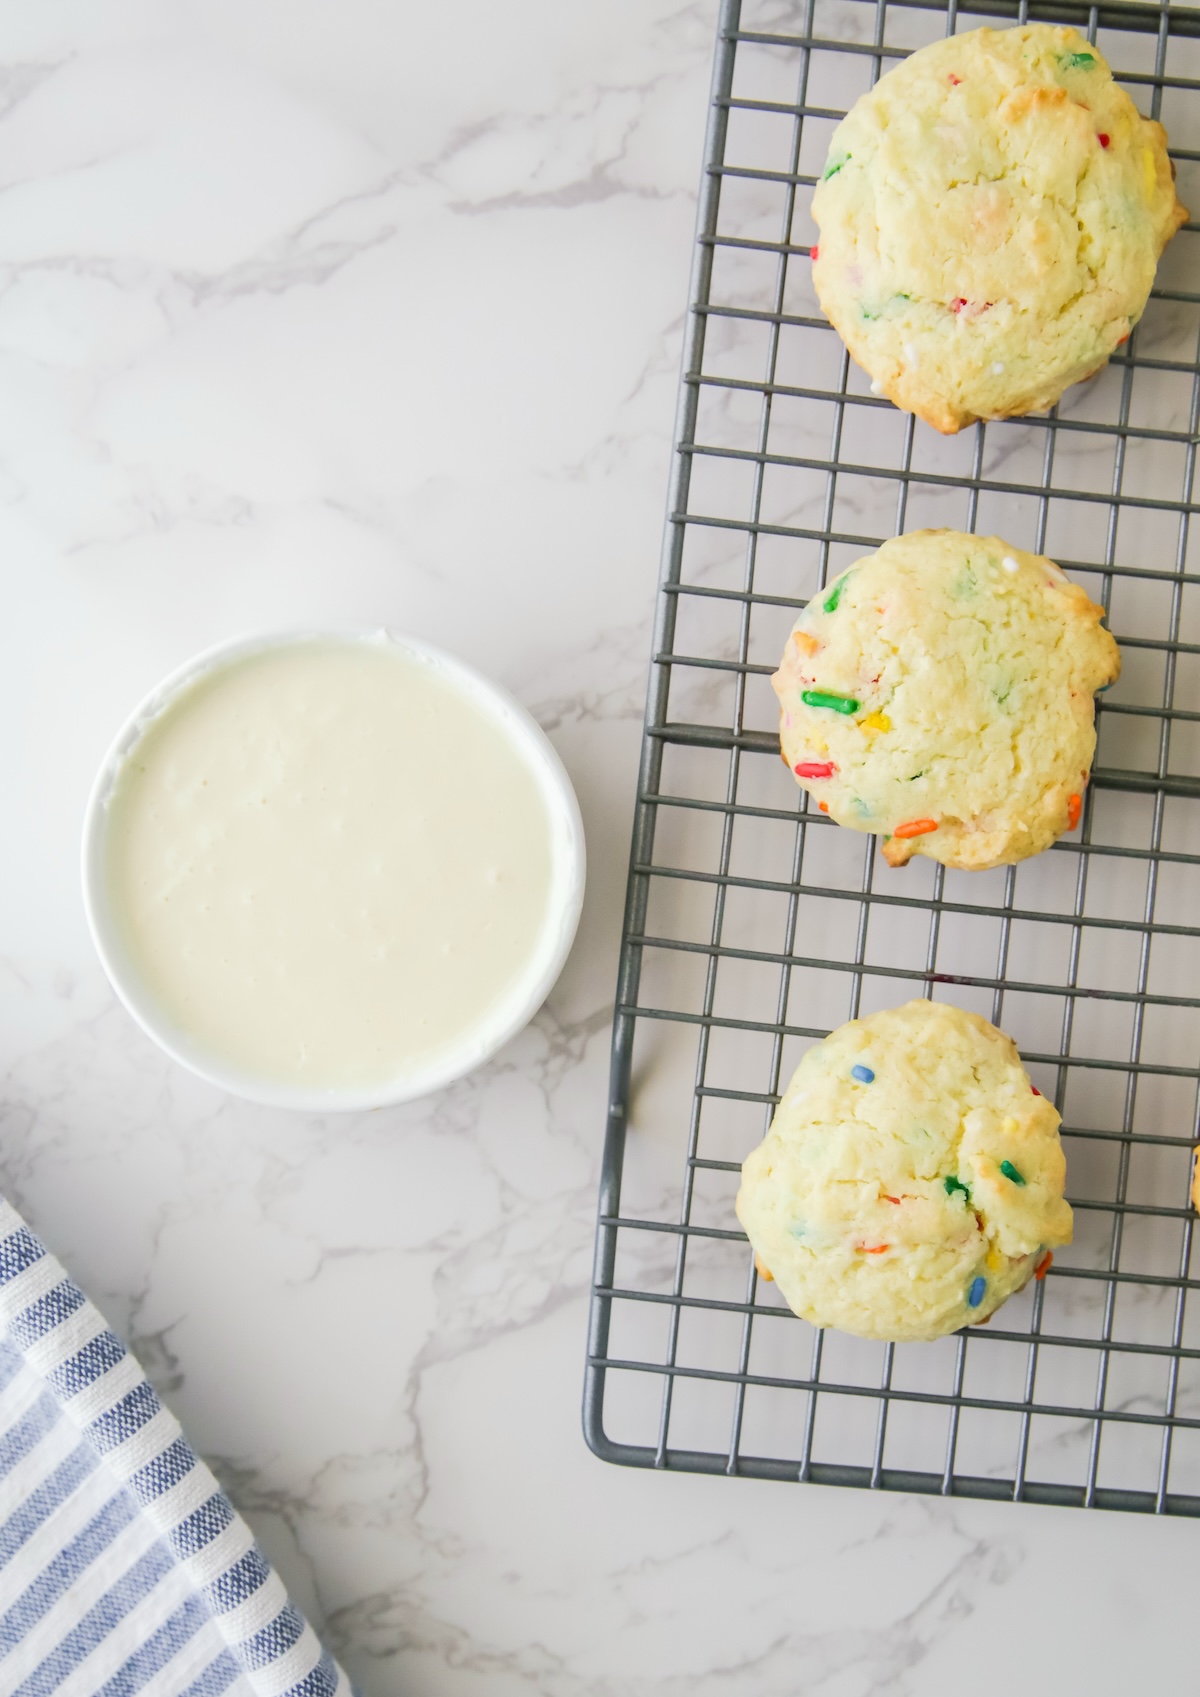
[791,630,820,656]
[818,801,829,813]
[883,1195,901,1205]
[1067,793,1082,830]
[892,817,938,840]
[754,1255,774,1282]
[860,1244,889,1254]
[1034,1252,1053,1281]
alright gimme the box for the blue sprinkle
[968,1276,986,1308]
[851,1064,875,1084]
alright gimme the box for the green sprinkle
[907,770,927,782]
[860,305,880,322]
[801,690,860,714]
[822,153,850,181]
[823,578,846,613]
[944,1175,972,1202]
[1000,1159,1026,1186]
[1063,50,1096,67]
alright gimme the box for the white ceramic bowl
[81,629,586,1111]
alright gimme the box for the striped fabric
[0,1199,352,1697]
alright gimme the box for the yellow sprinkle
[1142,147,1157,199]
[986,1247,1004,1274]
[792,630,820,656]
[860,711,891,739]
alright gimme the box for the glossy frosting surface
[104,641,555,1089]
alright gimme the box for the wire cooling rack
[585,0,1200,1513]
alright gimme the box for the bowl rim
[81,627,587,1112]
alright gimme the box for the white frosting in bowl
[82,631,585,1109]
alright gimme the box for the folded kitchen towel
[0,1197,352,1697]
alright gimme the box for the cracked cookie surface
[811,24,1187,432]
[772,529,1120,871]
[736,1001,1072,1342]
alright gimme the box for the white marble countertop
[0,3,1194,1691]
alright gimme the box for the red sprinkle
[1031,1086,1042,1097]
[795,761,836,778]
[1098,132,1110,147]
[893,817,938,840]
[951,298,968,314]
[1067,793,1083,830]
[1034,1252,1053,1281]
[883,1195,901,1205]
[810,245,819,261]
[948,72,962,84]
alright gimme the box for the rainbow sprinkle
[1064,50,1096,67]
[823,579,846,613]
[944,1176,971,1202]
[968,1276,986,1308]
[1000,1159,1025,1186]
[892,817,938,840]
[802,690,860,714]
[851,1064,875,1083]
[795,761,836,778]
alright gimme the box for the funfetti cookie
[811,25,1187,432]
[773,529,1120,871]
[736,1000,1071,1342]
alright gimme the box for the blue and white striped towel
[0,1197,352,1697]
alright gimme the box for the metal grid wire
[585,0,1200,1512]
